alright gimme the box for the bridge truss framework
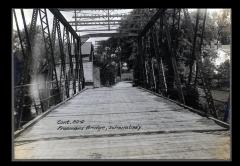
[13,8,228,130]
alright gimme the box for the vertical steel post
[66,30,73,96]
[62,26,69,98]
[74,10,77,31]
[39,9,60,104]
[188,9,200,85]
[142,36,149,88]
[73,38,79,92]
[16,9,34,127]
[148,30,157,91]
[56,18,67,101]
[157,11,168,94]
[151,26,167,94]
[163,14,185,104]
[78,36,85,89]
[13,9,25,58]
[72,36,76,94]
[137,35,145,86]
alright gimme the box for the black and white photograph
[12,8,231,160]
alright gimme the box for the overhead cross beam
[81,33,138,38]
[72,14,129,18]
[48,8,79,39]
[59,8,129,11]
[69,9,135,34]
[73,23,121,26]
[69,20,122,23]
[76,28,139,32]
[69,19,149,26]
[76,29,119,32]
[69,20,121,26]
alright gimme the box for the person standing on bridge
[223,97,230,122]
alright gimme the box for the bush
[168,88,180,101]
[182,86,200,109]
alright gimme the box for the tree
[215,59,230,88]
[212,9,231,46]
[13,23,60,128]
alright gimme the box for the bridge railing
[13,8,85,130]
[134,8,230,123]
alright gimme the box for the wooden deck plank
[14,81,230,160]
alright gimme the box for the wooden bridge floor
[14,81,230,160]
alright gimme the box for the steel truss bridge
[13,8,230,160]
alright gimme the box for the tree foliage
[215,59,230,88]
[95,9,230,91]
